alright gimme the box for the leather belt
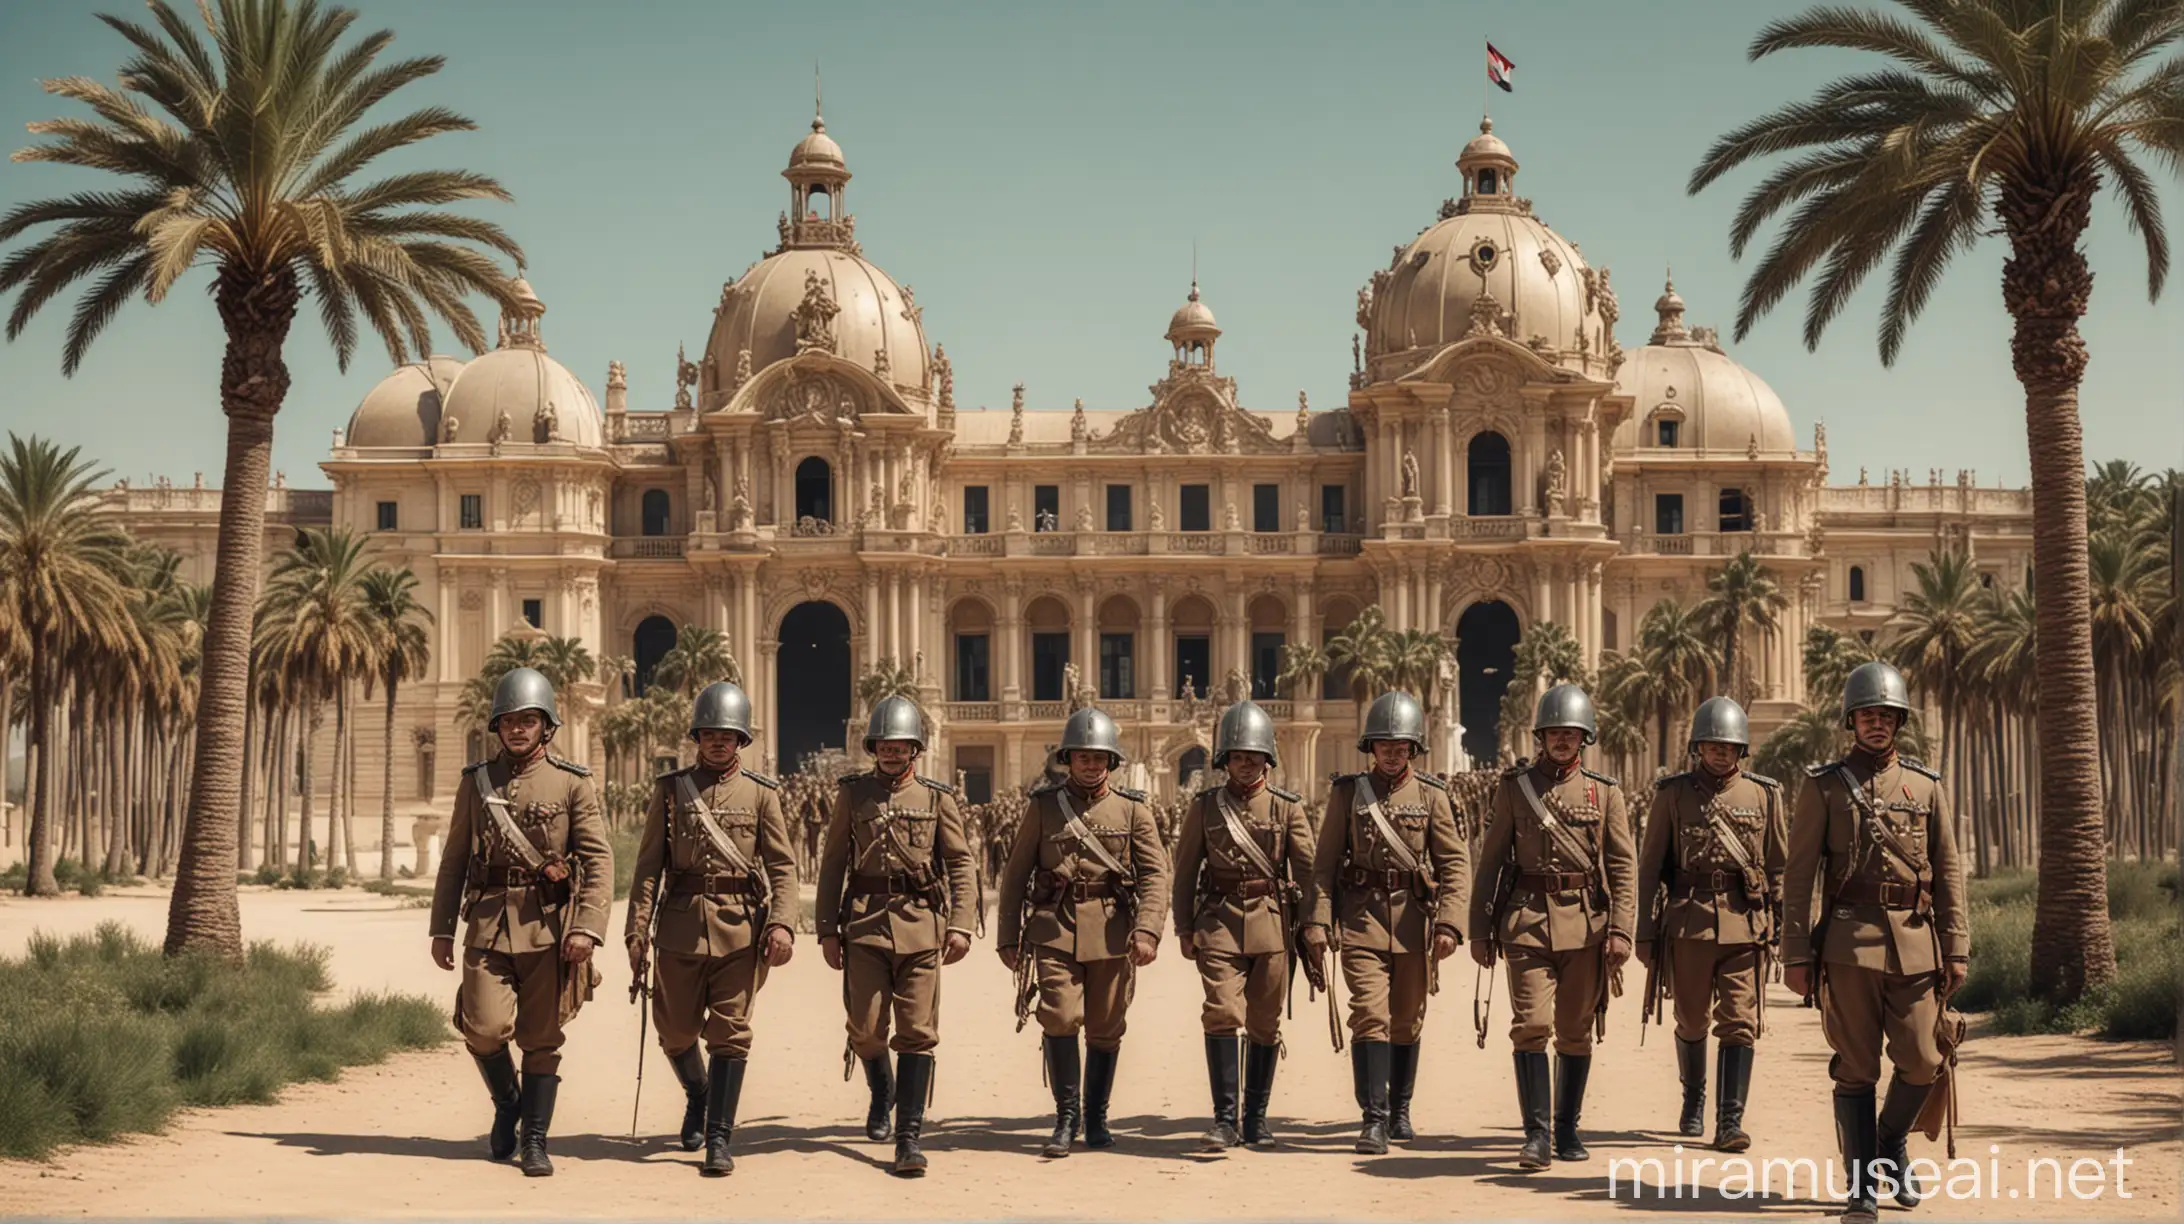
[1671,869,1736,896]
[467,864,539,888]
[1837,879,1929,911]
[1518,871,1592,893]
[850,871,920,896]
[1208,873,1281,900]
[1342,865,1409,891]
[1037,870,1117,901]
[668,871,756,897]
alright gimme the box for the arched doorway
[640,489,671,536]
[1456,600,1520,765]
[777,601,851,773]
[632,615,676,695]
[795,457,833,525]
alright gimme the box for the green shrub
[251,862,283,886]
[323,866,349,890]
[610,823,642,900]
[0,923,449,1160]
[1958,865,2178,1041]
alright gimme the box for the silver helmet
[689,681,754,745]
[1213,700,1280,768]
[488,667,559,731]
[1533,683,1597,746]
[1054,706,1125,769]
[1356,690,1428,755]
[863,694,926,754]
[1688,695,1750,755]
[1841,661,1912,729]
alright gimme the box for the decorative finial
[1479,114,1493,134]
[813,61,824,131]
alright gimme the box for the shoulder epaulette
[1112,784,1149,803]
[1031,778,1063,796]
[1805,760,1840,778]
[1328,770,1355,785]
[1582,768,1619,788]
[915,775,957,796]
[655,765,690,784]
[1418,773,1448,792]
[1655,771,1691,790]
[1900,758,1940,781]
[836,770,872,786]
[745,770,780,790]
[548,755,591,777]
[463,758,492,774]
[1747,772,1782,789]
[1196,783,1224,801]
[1268,783,1302,803]
[1499,764,1526,779]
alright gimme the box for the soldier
[1634,696,1788,1152]
[429,667,613,1178]
[1782,662,1968,1224]
[1171,700,1315,1151]
[1470,683,1636,1170]
[1300,691,1469,1156]
[815,695,978,1177]
[624,682,798,1176]
[996,706,1171,1158]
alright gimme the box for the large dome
[1612,278,1795,452]
[707,244,929,391]
[345,355,465,447]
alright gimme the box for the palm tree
[1593,648,1654,782]
[1273,641,1331,704]
[1889,550,1984,787]
[359,567,430,881]
[651,624,736,696]
[1695,552,1790,703]
[0,436,135,895]
[1496,621,1587,762]
[1387,628,1451,720]
[258,527,378,877]
[1323,605,1397,720]
[1635,600,1718,766]
[1686,0,2179,1003]
[1802,623,1882,712]
[598,652,636,704]
[1,0,525,955]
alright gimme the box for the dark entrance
[1456,600,1521,766]
[795,457,833,525]
[632,615,676,695]
[777,601,851,772]
[1174,635,1211,698]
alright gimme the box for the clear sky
[3,0,2180,489]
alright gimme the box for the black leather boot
[1675,1036,1707,1138]
[1514,1051,1553,1169]
[669,1045,708,1153]
[1553,1053,1593,1161]
[518,1073,558,1177]
[860,1054,894,1142]
[1835,1088,1879,1224]
[1083,1044,1120,1149]
[892,1052,932,1177]
[1876,1073,1930,1208]
[1351,1040,1390,1155]
[1714,1043,1754,1153]
[1241,1041,1279,1147]
[1387,1043,1420,1142]
[701,1056,744,1177]
[1200,1035,1241,1151]
[473,1047,521,1162]
[1041,1035,1081,1159]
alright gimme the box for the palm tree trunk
[329,684,347,875]
[340,682,357,876]
[275,704,293,874]
[2002,176,2115,1002]
[236,688,257,872]
[380,675,399,881]
[298,700,320,875]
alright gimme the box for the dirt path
[1,888,2174,1220]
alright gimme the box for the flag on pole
[1487,42,1515,92]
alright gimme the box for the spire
[497,276,546,351]
[813,60,825,134]
[1651,268,1690,345]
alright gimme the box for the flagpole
[1482,37,1490,121]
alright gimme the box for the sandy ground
[0,886,2175,1221]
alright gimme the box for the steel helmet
[1213,700,1280,768]
[1054,706,1126,769]
[1688,695,1750,755]
[488,667,559,731]
[1533,683,1597,746]
[1841,661,1912,729]
[863,694,926,754]
[1356,690,1428,755]
[689,681,754,745]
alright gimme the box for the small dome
[1614,280,1795,452]
[708,246,928,390]
[1460,115,1514,166]
[439,347,603,447]
[788,116,844,171]
[345,355,465,447]
[1166,282,1218,339]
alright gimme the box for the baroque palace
[105,111,2034,829]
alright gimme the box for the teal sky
[3,0,2180,488]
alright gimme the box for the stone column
[1076,576,1098,695]
[436,566,458,682]
[1149,578,1170,699]
[863,571,882,667]
[887,569,904,663]
[1432,409,1451,517]
[907,570,925,682]
[1001,578,1024,704]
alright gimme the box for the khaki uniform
[814,771,979,1058]
[1636,770,1789,1046]
[1472,761,1636,1056]
[996,781,1171,1049]
[1170,780,1315,1045]
[1783,751,1969,1090]
[623,764,800,1059]
[1306,770,1470,1044]
[429,753,613,1075]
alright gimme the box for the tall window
[1253,483,1279,532]
[1174,635,1211,697]
[1657,419,1680,447]
[1105,484,1132,532]
[521,599,542,628]
[1719,488,1752,532]
[794,457,832,523]
[375,500,397,531]
[954,634,990,701]
[1848,566,1867,603]
[1655,493,1685,535]
[1468,431,1512,515]
[1180,484,1211,532]
[1099,633,1135,699]
[963,485,989,534]
[1033,484,1060,532]
[1321,484,1347,533]
[459,493,483,530]
[1251,632,1285,699]
[1031,633,1069,701]
[641,488,671,536]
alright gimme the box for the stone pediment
[725,355,916,423]
[1093,365,1282,455]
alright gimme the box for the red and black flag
[1487,42,1515,92]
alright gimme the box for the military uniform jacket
[1782,751,1969,976]
[1636,770,1788,945]
[815,771,978,953]
[1306,770,1470,955]
[1171,781,1314,957]
[430,753,613,953]
[623,764,800,958]
[996,781,1171,962]
[1471,761,1636,953]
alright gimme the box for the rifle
[628,858,664,1137]
[1474,843,1517,1049]
[1011,893,1037,1032]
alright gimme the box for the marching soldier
[1634,696,1788,1152]
[1783,662,1968,1224]
[1301,690,1469,1156]
[815,695,978,1178]
[1171,701,1314,1151]
[429,667,613,1178]
[624,682,798,1176]
[1471,683,1635,1170]
[996,706,1171,1159]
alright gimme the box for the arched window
[1477,168,1499,195]
[1468,431,1512,516]
[1848,566,1866,603]
[795,457,833,523]
[640,489,671,536]
[632,615,676,694]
